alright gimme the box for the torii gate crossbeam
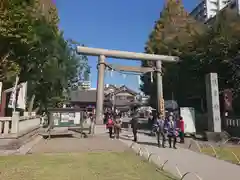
[76,46,179,124]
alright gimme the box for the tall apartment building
[190,0,240,22]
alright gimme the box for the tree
[25,28,88,111]
[144,3,240,113]
[179,9,240,111]
[141,0,204,108]
[0,0,37,83]
[0,0,89,113]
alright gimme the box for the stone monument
[205,73,229,141]
[205,73,221,132]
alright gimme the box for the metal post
[156,60,163,116]
[95,55,105,124]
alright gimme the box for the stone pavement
[27,125,128,154]
[120,130,240,180]
[0,125,127,155]
[2,124,239,180]
[29,135,128,153]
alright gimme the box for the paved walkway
[120,130,240,180]
[2,125,239,180]
[0,126,126,155]
[29,135,128,153]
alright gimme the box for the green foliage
[142,1,240,112]
[182,11,240,96]
[0,0,34,82]
[141,0,204,108]
[0,0,89,112]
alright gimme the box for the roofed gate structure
[76,46,179,124]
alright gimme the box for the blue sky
[56,0,199,91]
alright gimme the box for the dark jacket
[166,120,178,136]
[130,116,139,130]
[153,118,167,133]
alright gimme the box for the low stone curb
[14,135,43,155]
[188,138,240,165]
[119,135,203,180]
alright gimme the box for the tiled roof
[70,85,138,103]
[105,85,138,97]
[113,85,138,95]
[70,90,97,103]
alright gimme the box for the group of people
[131,111,184,149]
[104,110,185,149]
[105,113,122,139]
[151,112,184,149]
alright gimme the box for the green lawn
[201,146,240,164]
[0,152,176,180]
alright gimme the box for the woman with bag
[114,115,122,139]
[106,115,114,138]
[178,116,185,143]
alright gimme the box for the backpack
[107,119,114,128]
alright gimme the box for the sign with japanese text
[205,73,221,132]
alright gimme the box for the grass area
[201,146,240,164]
[0,152,176,180]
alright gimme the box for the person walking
[130,112,139,142]
[148,113,153,129]
[114,115,122,139]
[41,112,48,127]
[178,116,185,143]
[153,113,167,148]
[148,112,155,136]
[167,115,178,149]
[88,113,95,135]
[106,115,114,138]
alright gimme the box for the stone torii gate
[77,46,179,124]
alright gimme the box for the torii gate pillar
[156,61,163,116]
[96,55,105,125]
[77,46,179,124]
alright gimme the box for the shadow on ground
[30,134,129,154]
[121,121,150,130]
[137,141,158,147]
[120,135,159,147]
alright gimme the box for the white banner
[0,82,2,104]
[17,82,28,110]
[8,76,19,109]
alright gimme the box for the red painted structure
[0,91,7,117]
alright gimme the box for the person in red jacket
[178,116,185,143]
[106,115,114,138]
